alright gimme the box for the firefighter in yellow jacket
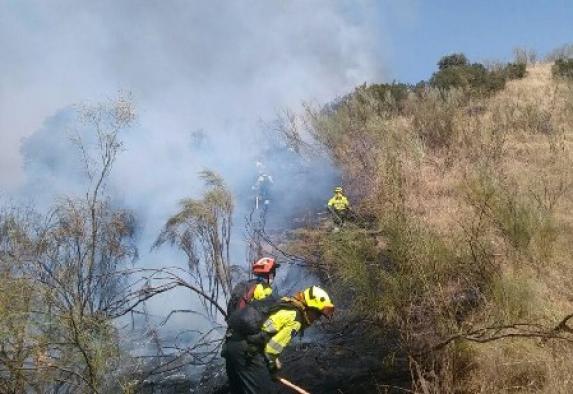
[327,186,350,227]
[223,286,334,393]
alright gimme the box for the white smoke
[1,0,389,328]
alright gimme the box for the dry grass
[414,66,573,390]
[296,63,573,392]
[464,340,573,393]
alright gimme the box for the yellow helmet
[303,286,334,318]
[334,186,343,193]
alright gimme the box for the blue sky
[378,0,573,83]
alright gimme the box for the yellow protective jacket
[328,194,349,211]
[260,300,306,361]
[227,280,273,315]
[253,283,273,301]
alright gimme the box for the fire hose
[278,377,311,394]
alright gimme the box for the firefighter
[223,286,334,393]
[253,161,274,209]
[327,186,350,227]
[227,257,280,316]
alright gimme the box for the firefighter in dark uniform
[226,257,280,315]
[223,286,334,393]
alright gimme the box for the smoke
[1,1,388,327]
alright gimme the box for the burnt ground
[194,317,411,394]
[133,283,411,393]
[277,320,411,394]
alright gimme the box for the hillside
[284,61,573,393]
[1,55,573,393]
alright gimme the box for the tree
[552,58,573,79]
[154,170,233,320]
[0,207,44,392]
[437,53,468,70]
[512,47,537,65]
[0,96,138,393]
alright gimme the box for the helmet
[334,186,343,193]
[252,257,279,275]
[256,161,265,174]
[303,286,334,318]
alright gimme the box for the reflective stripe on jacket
[261,309,302,360]
[328,194,349,211]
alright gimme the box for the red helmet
[252,257,279,275]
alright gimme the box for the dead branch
[418,317,573,356]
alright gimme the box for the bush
[488,273,537,323]
[360,82,410,113]
[468,341,548,392]
[464,168,557,255]
[410,88,464,149]
[552,58,573,79]
[438,53,469,70]
[513,47,537,65]
[478,68,506,93]
[430,59,506,96]
[430,65,472,90]
[545,43,573,62]
[503,62,526,80]
[491,99,553,135]
[430,53,530,96]
[320,229,384,313]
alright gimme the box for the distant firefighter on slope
[327,186,350,228]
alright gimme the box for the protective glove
[266,356,282,378]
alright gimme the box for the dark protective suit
[223,280,279,393]
[222,337,278,394]
[223,298,308,394]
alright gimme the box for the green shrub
[431,53,530,96]
[552,58,573,79]
[356,211,477,324]
[430,65,473,90]
[488,274,537,323]
[430,61,506,96]
[464,169,556,254]
[320,229,384,314]
[503,63,526,80]
[545,43,573,62]
[410,88,463,149]
[438,53,469,70]
[298,212,473,326]
[491,100,553,135]
[359,82,410,113]
[479,68,506,93]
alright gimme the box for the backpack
[227,296,278,336]
[226,280,259,318]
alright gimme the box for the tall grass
[288,63,573,392]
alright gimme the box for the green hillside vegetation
[287,54,573,393]
[552,58,573,79]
